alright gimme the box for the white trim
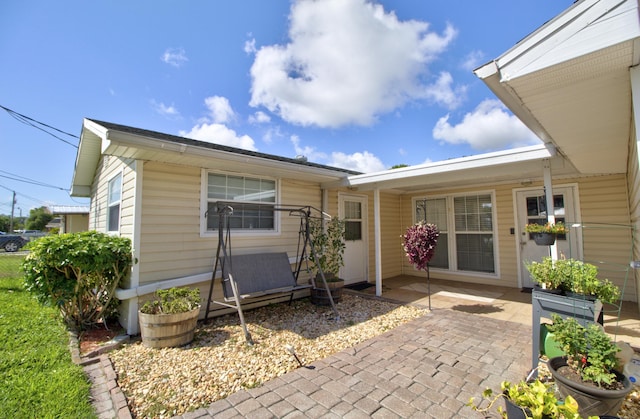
[373,189,382,297]
[199,169,281,238]
[410,190,500,279]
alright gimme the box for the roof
[474,0,640,175]
[71,119,361,197]
[48,205,90,215]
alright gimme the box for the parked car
[18,230,46,241]
[0,232,28,252]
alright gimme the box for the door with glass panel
[339,194,368,284]
[516,187,580,288]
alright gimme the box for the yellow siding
[137,162,323,286]
[393,175,636,301]
[88,155,135,237]
[378,192,403,279]
[627,128,640,305]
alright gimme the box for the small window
[107,174,122,232]
[206,173,276,231]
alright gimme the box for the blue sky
[0,0,572,215]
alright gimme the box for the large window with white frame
[414,192,495,274]
[107,173,122,232]
[205,173,277,231]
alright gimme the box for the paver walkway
[169,308,531,418]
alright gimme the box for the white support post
[542,158,558,261]
[374,189,382,297]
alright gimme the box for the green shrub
[22,231,133,329]
[140,287,201,315]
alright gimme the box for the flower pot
[139,307,200,348]
[540,323,565,359]
[503,397,532,419]
[532,232,556,245]
[310,279,344,305]
[548,356,632,417]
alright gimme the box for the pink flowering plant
[402,221,439,270]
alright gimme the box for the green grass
[0,255,96,419]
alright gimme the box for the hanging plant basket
[532,232,556,246]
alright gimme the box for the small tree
[402,221,439,308]
[22,231,133,329]
[25,206,53,231]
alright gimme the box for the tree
[0,214,10,232]
[25,206,53,230]
[390,164,409,169]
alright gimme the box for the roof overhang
[71,119,355,197]
[325,144,577,192]
[475,0,640,175]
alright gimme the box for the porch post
[374,188,382,296]
[542,158,559,261]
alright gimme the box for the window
[415,198,449,269]
[414,193,495,274]
[206,173,276,231]
[107,174,122,232]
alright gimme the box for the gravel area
[109,293,640,419]
[109,294,428,418]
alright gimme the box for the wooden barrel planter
[139,307,200,348]
[310,279,344,305]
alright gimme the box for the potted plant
[308,217,346,305]
[138,287,201,348]
[546,313,632,417]
[525,222,568,245]
[526,257,621,304]
[467,379,582,418]
[402,221,439,309]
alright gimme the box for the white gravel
[109,294,428,418]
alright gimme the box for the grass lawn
[0,255,96,419]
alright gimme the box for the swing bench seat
[221,252,311,302]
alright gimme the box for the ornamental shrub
[22,231,133,329]
[402,221,439,271]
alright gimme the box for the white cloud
[432,99,541,150]
[151,100,180,118]
[291,135,327,161]
[249,0,458,128]
[248,111,271,124]
[244,38,257,54]
[461,50,485,71]
[204,96,235,124]
[329,151,386,173]
[423,72,466,110]
[179,96,256,150]
[179,123,257,151]
[161,47,188,68]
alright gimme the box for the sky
[0,0,573,216]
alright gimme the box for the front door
[516,186,581,288]
[339,194,368,285]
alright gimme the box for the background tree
[25,206,53,230]
[0,214,11,232]
[390,164,409,169]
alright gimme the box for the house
[71,0,640,334]
[47,205,90,233]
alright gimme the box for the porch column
[542,158,559,261]
[374,188,382,296]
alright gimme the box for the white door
[339,194,368,285]
[516,187,581,288]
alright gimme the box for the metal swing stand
[204,203,339,345]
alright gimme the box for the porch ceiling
[476,0,640,176]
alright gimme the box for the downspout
[542,158,558,261]
[374,188,382,296]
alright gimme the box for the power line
[0,170,69,191]
[0,104,79,148]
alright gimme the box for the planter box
[139,307,200,348]
[531,289,603,373]
[310,280,344,306]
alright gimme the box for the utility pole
[9,191,16,233]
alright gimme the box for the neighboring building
[71,0,640,334]
[48,205,90,233]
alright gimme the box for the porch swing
[203,202,339,344]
